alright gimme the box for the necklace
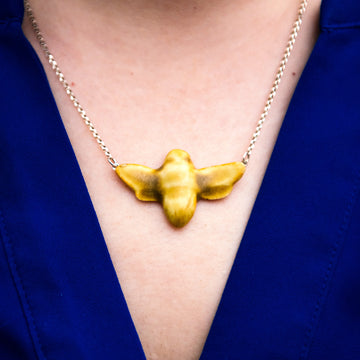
[25,0,308,227]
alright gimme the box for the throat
[24,0,297,52]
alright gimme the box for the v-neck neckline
[200,18,326,360]
[7,0,330,358]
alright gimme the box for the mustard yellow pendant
[115,149,246,227]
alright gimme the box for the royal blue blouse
[1,0,360,359]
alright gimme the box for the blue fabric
[0,0,359,359]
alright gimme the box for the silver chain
[24,0,308,168]
[242,0,308,164]
[24,0,119,168]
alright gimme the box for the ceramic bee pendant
[115,149,246,227]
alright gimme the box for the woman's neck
[24,0,305,69]
[29,0,289,23]
[24,0,298,43]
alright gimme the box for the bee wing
[196,161,246,200]
[115,164,159,201]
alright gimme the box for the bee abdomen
[162,188,197,228]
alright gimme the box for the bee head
[165,149,191,163]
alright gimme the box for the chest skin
[22,0,321,358]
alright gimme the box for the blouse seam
[321,22,360,31]
[0,17,22,25]
[299,168,360,360]
[0,209,47,360]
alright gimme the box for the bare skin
[23,1,322,359]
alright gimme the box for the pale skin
[23,1,322,359]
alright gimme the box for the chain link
[24,0,308,168]
[242,0,308,165]
[24,0,119,168]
